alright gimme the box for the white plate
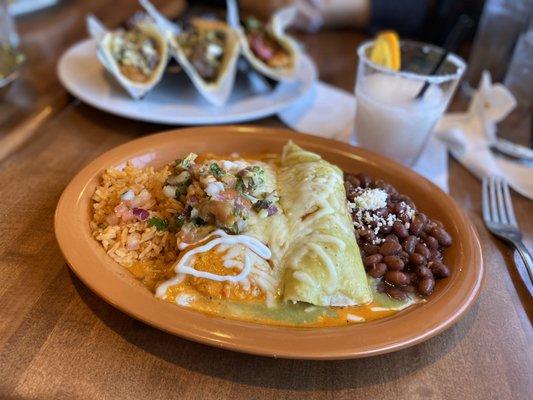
[9,0,58,15]
[57,38,317,125]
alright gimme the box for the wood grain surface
[1,1,532,399]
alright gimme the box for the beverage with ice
[356,73,446,165]
[354,40,465,165]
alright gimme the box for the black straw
[415,15,474,99]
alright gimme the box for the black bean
[408,271,419,284]
[356,173,372,188]
[368,263,387,278]
[403,235,418,254]
[418,277,435,295]
[410,215,425,235]
[344,174,361,188]
[384,255,404,270]
[430,261,450,278]
[403,285,416,293]
[399,213,412,224]
[429,249,443,261]
[387,185,399,198]
[379,241,402,256]
[345,185,358,201]
[363,254,383,268]
[398,194,413,204]
[392,221,408,238]
[430,227,452,247]
[424,235,439,250]
[381,224,392,234]
[375,207,389,218]
[398,195,416,210]
[384,234,399,243]
[376,282,387,293]
[360,229,376,243]
[399,250,409,262]
[409,252,426,265]
[362,243,379,255]
[415,243,431,259]
[415,265,433,278]
[390,202,403,215]
[374,179,392,193]
[386,286,408,301]
[385,270,410,286]
[424,220,437,232]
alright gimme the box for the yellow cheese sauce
[167,249,265,302]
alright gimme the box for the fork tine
[481,176,491,223]
[502,179,518,227]
[488,176,500,224]
[495,177,509,224]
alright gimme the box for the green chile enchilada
[279,142,372,306]
[90,142,451,327]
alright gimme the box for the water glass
[354,40,466,166]
[0,0,19,47]
[465,0,530,86]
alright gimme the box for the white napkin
[435,72,533,200]
[278,81,450,192]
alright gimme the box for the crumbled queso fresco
[351,188,387,210]
[348,188,415,245]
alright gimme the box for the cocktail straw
[416,15,474,99]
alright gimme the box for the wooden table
[1,1,531,399]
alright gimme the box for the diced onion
[163,185,177,198]
[120,189,134,201]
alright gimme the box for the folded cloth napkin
[435,71,533,200]
[278,81,450,192]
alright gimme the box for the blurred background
[0,0,532,157]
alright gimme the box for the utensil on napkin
[435,71,533,200]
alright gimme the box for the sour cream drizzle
[156,230,271,298]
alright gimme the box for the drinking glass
[465,0,530,87]
[0,0,18,47]
[354,40,466,166]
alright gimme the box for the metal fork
[482,176,533,297]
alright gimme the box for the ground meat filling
[179,27,226,82]
[243,16,291,69]
[345,172,452,300]
[110,29,160,83]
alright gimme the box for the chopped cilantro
[175,153,197,171]
[175,178,191,197]
[210,163,223,178]
[250,166,265,187]
[228,222,241,234]
[148,217,169,231]
[253,199,271,212]
[235,176,246,193]
[245,16,261,31]
[175,214,186,229]
[192,217,206,226]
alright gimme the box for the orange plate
[54,126,484,359]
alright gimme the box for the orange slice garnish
[369,30,401,71]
